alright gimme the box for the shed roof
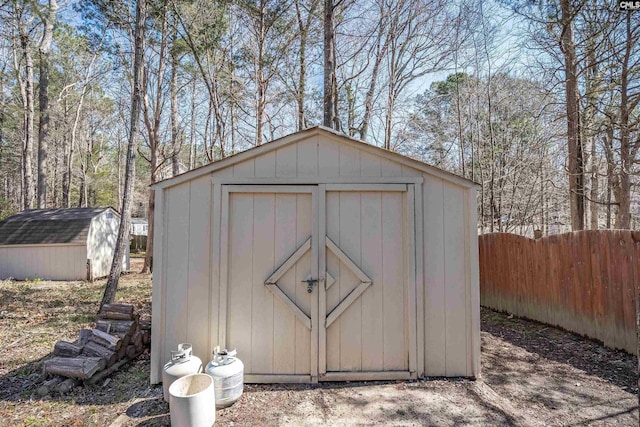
[152,126,478,190]
[0,207,117,245]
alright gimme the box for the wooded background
[0,0,638,258]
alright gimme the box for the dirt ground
[0,259,637,426]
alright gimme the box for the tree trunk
[170,22,181,176]
[294,0,307,131]
[323,0,336,129]
[189,78,196,169]
[37,0,58,209]
[384,80,395,150]
[615,13,632,229]
[20,34,35,210]
[560,0,584,231]
[142,5,168,275]
[255,5,266,146]
[360,8,389,141]
[584,20,599,230]
[142,175,155,274]
[101,0,145,308]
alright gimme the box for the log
[57,378,80,394]
[89,329,121,351]
[139,319,151,330]
[87,357,131,386]
[53,341,83,357]
[77,329,92,346]
[82,341,118,368]
[126,344,141,360]
[98,304,135,321]
[117,332,131,349]
[131,331,143,348]
[117,343,127,360]
[141,330,151,346]
[96,319,137,335]
[37,376,64,397]
[44,357,105,379]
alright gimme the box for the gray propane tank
[162,343,203,402]
[205,346,244,408]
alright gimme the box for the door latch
[302,278,318,293]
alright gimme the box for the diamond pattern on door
[264,237,312,329]
[324,237,372,328]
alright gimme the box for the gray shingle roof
[0,207,116,245]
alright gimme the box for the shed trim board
[150,129,480,384]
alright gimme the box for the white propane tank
[205,347,244,408]
[162,343,203,402]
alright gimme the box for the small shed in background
[0,207,130,281]
[131,217,148,236]
[130,217,148,252]
[150,126,480,384]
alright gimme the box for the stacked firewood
[39,304,151,397]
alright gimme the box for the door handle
[301,278,318,293]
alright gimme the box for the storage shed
[0,207,130,281]
[151,127,480,384]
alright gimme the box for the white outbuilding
[150,127,480,384]
[0,207,130,281]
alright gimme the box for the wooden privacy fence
[479,230,640,354]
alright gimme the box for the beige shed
[150,127,480,384]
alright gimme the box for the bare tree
[36,0,58,208]
[559,0,584,230]
[323,0,337,129]
[101,0,146,308]
[141,2,169,275]
[11,1,35,209]
[382,0,454,150]
[293,0,319,131]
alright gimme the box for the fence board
[479,231,640,354]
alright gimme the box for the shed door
[221,186,318,382]
[220,184,414,383]
[319,186,412,381]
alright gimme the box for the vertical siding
[297,136,319,177]
[422,176,476,377]
[318,138,339,177]
[255,151,276,177]
[360,151,381,176]
[325,190,407,373]
[337,192,362,371]
[225,191,313,375]
[339,144,360,176]
[276,144,298,177]
[0,245,87,280]
[152,176,212,379]
[442,182,467,376]
[186,176,212,365]
[273,194,298,374]
[423,177,447,375]
[87,212,122,278]
[360,192,384,370]
[162,183,191,367]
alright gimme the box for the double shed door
[220,184,415,382]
